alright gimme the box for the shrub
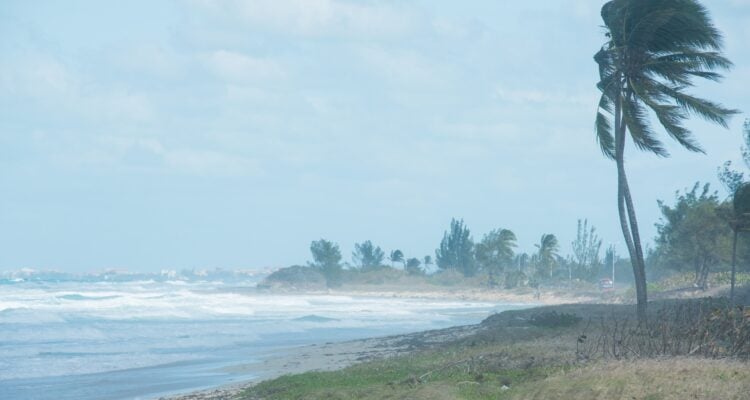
[528,311,582,328]
[577,299,750,360]
[260,265,326,290]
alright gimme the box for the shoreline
[159,287,595,400]
[257,285,607,305]
[159,322,483,400]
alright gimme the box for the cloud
[204,50,284,83]
[100,136,264,177]
[493,86,595,107]
[163,148,263,177]
[109,44,186,79]
[356,46,441,87]
[1,54,155,122]
[187,0,415,38]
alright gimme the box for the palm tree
[476,229,517,286]
[534,234,559,280]
[389,249,404,269]
[594,0,738,320]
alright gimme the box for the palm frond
[655,83,739,128]
[621,95,668,157]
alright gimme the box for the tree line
[302,217,615,289]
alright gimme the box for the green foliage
[533,234,559,280]
[733,182,750,218]
[405,257,423,275]
[595,0,738,319]
[435,218,476,277]
[389,249,404,268]
[309,239,343,287]
[652,183,732,288]
[352,240,385,270]
[504,270,526,289]
[595,0,738,159]
[261,265,327,289]
[475,228,517,285]
[570,219,602,282]
[718,119,750,194]
[528,311,582,328]
[422,255,433,270]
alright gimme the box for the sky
[1,0,749,273]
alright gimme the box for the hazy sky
[1,0,749,272]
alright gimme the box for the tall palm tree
[534,234,559,280]
[594,0,738,320]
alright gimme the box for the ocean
[0,280,527,400]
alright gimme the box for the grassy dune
[238,289,750,400]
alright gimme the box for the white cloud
[204,50,284,83]
[163,148,263,177]
[110,44,186,79]
[100,136,263,177]
[0,54,155,122]
[357,46,440,86]
[187,0,415,38]
[493,86,596,107]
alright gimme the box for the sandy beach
[159,321,481,400]
[158,287,595,400]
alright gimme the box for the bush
[577,299,750,360]
[260,265,327,290]
[341,266,405,285]
[504,270,526,289]
[528,311,582,328]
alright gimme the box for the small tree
[309,239,343,287]
[718,119,750,194]
[570,219,603,282]
[653,183,732,289]
[352,240,385,270]
[435,218,476,276]
[475,228,517,287]
[405,258,423,275]
[389,249,404,268]
[730,183,750,302]
[423,255,433,272]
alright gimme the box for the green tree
[423,255,433,272]
[652,183,732,289]
[435,218,476,276]
[729,183,750,302]
[405,258,423,275]
[718,119,750,194]
[570,219,603,282]
[594,0,738,319]
[389,249,404,268]
[475,228,517,286]
[534,234,559,280]
[352,240,385,270]
[309,239,343,287]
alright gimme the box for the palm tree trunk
[615,91,648,321]
[731,229,738,305]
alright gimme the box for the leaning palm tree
[534,234,559,280]
[594,0,738,320]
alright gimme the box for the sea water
[0,280,527,400]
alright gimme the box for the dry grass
[510,358,750,400]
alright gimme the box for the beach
[157,286,593,400]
